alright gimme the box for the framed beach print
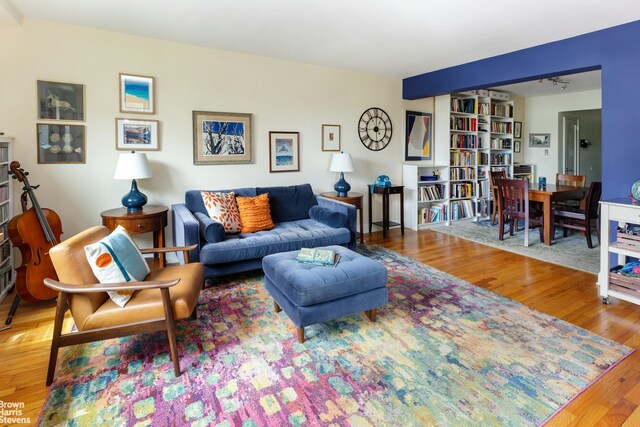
[115,118,159,151]
[37,80,85,121]
[37,124,85,164]
[322,124,341,151]
[405,110,433,161]
[119,74,155,114]
[514,121,522,138]
[192,111,252,165]
[529,133,550,147]
[269,131,300,172]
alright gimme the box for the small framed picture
[405,110,433,161]
[37,80,85,121]
[514,121,522,138]
[192,111,252,165]
[322,124,341,151]
[116,118,159,151]
[119,74,155,114]
[37,124,85,164]
[529,133,550,147]
[269,131,300,173]
[514,140,521,153]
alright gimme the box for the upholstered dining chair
[552,181,602,248]
[495,178,543,247]
[489,169,507,225]
[43,226,204,385]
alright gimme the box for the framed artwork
[37,124,85,164]
[514,140,521,153]
[405,110,432,161]
[514,121,522,138]
[115,118,159,151]
[322,124,341,151]
[37,80,85,121]
[119,74,155,114]
[192,111,252,165]
[269,131,300,172]
[529,133,550,147]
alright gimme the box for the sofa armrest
[171,203,201,263]
[317,196,357,249]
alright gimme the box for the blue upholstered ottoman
[262,245,388,343]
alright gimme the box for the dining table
[528,184,587,245]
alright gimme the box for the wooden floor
[1,228,639,425]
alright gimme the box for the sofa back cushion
[186,188,256,215]
[256,184,317,223]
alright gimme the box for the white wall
[522,90,601,182]
[0,18,432,243]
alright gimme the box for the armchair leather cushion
[309,205,347,228]
[84,225,150,307]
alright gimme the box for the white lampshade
[113,152,153,180]
[329,152,354,173]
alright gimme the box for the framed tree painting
[119,74,155,114]
[269,131,300,172]
[37,124,85,164]
[405,110,433,161]
[192,111,252,165]
[37,80,85,121]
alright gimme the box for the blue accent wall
[403,20,640,200]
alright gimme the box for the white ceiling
[1,0,636,93]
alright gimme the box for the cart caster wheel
[602,297,609,305]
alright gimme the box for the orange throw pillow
[235,193,275,233]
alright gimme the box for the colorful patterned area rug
[430,219,600,274]
[39,247,631,426]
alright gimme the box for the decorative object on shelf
[329,151,354,196]
[538,176,547,189]
[269,131,300,172]
[37,80,85,121]
[37,124,85,164]
[514,121,522,138]
[514,140,521,153]
[405,110,433,161]
[630,179,640,201]
[373,175,391,188]
[529,133,550,147]
[359,107,392,151]
[119,74,155,114]
[113,151,153,212]
[321,124,341,152]
[115,118,159,151]
[192,111,252,165]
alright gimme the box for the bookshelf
[0,137,13,303]
[403,164,449,229]
[514,163,535,182]
[435,90,514,222]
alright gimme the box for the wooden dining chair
[555,173,587,209]
[495,178,543,247]
[552,181,602,248]
[489,170,506,225]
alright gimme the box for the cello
[5,161,61,324]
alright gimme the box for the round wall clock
[631,179,640,201]
[358,107,392,151]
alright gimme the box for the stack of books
[296,248,341,267]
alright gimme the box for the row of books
[0,186,9,201]
[490,153,512,166]
[451,183,474,199]
[478,102,490,116]
[491,121,513,134]
[476,199,491,217]
[450,98,476,114]
[451,200,475,220]
[491,104,513,118]
[477,180,491,198]
[0,204,9,224]
[418,203,448,224]
[0,146,9,163]
[450,150,476,166]
[0,166,8,183]
[296,247,341,267]
[418,184,446,201]
[491,138,512,149]
[450,117,477,132]
[450,167,475,180]
[450,133,477,149]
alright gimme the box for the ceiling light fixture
[543,77,570,90]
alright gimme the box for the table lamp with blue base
[329,152,354,197]
[114,151,153,212]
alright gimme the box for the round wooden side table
[320,192,364,244]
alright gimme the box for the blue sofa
[172,184,357,278]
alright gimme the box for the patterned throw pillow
[201,191,242,234]
[235,193,275,233]
[84,225,151,307]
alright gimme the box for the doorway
[558,109,602,184]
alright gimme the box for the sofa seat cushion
[198,219,350,265]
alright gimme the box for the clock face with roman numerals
[358,107,392,151]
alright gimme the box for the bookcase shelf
[403,164,449,230]
[0,137,13,303]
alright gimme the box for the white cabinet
[598,198,640,305]
[0,137,13,302]
[403,164,449,230]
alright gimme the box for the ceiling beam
[0,0,20,25]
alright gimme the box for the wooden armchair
[496,178,543,247]
[556,173,587,209]
[489,169,507,225]
[43,226,204,385]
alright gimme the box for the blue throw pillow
[309,205,347,228]
[194,211,225,243]
[256,184,317,223]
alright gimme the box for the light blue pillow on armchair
[309,205,347,228]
